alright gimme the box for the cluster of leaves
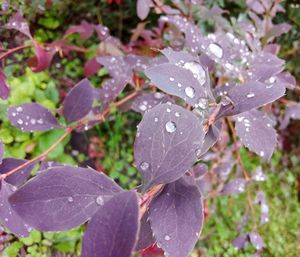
[0,1,299,257]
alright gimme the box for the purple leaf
[0,181,30,237]
[82,191,139,257]
[263,23,292,42]
[255,191,269,225]
[161,48,198,64]
[8,103,60,132]
[28,43,56,72]
[149,179,203,257]
[64,20,94,40]
[280,103,300,129]
[135,210,155,251]
[251,166,266,182]
[137,0,153,20]
[63,79,94,122]
[131,92,173,114]
[134,103,204,187]
[9,166,123,231]
[217,81,285,118]
[234,110,277,160]
[145,63,210,106]
[0,158,35,186]
[0,69,10,99]
[249,232,264,250]
[232,234,249,250]
[5,11,32,38]
[222,178,246,195]
[95,78,128,109]
[84,57,102,77]
[276,72,296,89]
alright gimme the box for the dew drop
[154,117,159,122]
[183,62,206,85]
[139,104,147,112]
[16,106,23,112]
[197,98,208,109]
[174,112,180,117]
[165,121,176,133]
[260,151,265,157]
[4,218,8,222]
[154,92,163,99]
[30,118,36,125]
[208,43,223,58]
[12,112,17,117]
[166,108,171,113]
[17,119,23,125]
[140,162,150,171]
[164,235,171,241]
[67,197,74,203]
[96,196,104,206]
[246,92,255,98]
[169,77,175,81]
[37,119,44,124]
[185,87,195,98]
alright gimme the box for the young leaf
[134,103,204,187]
[82,191,139,257]
[217,81,285,118]
[145,63,210,106]
[137,0,153,20]
[234,110,277,160]
[249,232,264,250]
[0,158,35,186]
[149,179,203,257]
[280,103,300,129]
[222,178,246,195]
[8,103,61,132]
[9,166,122,231]
[0,181,30,237]
[63,79,94,122]
[64,20,94,40]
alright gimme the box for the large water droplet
[96,196,104,206]
[165,121,176,133]
[185,87,195,98]
[183,62,206,85]
[208,43,223,58]
[140,162,150,171]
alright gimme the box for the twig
[0,44,33,61]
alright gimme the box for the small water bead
[17,119,23,125]
[154,117,159,122]
[12,112,17,117]
[165,121,176,133]
[197,98,208,109]
[183,62,206,85]
[154,92,163,99]
[96,196,104,206]
[237,116,244,122]
[67,197,74,203]
[208,43,223,58]
[166,108,171,113]
[164,235,171,241]
[169,77,175,81]
[16,106,23,112]
[185,87,195,98]
[259,151,265,157]
[269,77,276,83]
[139,104,147,112]
[175,112,180,117]
[246,92,255,98]
[4,218,8,222]
[30,118,36,125]
[177,82,182,88]
[140,161,150,171]
[37,119,43,124]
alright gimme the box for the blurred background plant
[0,0,299,256]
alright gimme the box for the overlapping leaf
[222,178,246,195]
[63,79,94,122]
[136,211,155,251]
[8,103,60,132]
[234,110,277,160]
[149,179,203,257]
[9,166,122,231]
[0,158,35,186]
[0,69,10,100]
[82,191,139,257]
[134,103,204,187]
[0,181,30,237]
[137,0,153,20]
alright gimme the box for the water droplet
[164,235,171,241]
[208,43,223,58]
[37,119,43,124]
[154,117,159,122]
[96,196,104,206]
[260,151,265,157]
[166,108,171,113]
[30,118,36,125]
[16,107,23,112]
[154,92,163,99]
[67,197,74,203]
[12,112,16,117]
[169,77,175,81]
[17,119,23,125]
[246,92,255,98]
[165,121,176,133]
[183,62,206,85]
[269,77,276,83]
[237,116,244,122]
[4,218,8,222]
[140,162,150,171]
[185,87,195,98]
[175,112,180,117]
[139,104,147,111]
[197,98,208,109]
